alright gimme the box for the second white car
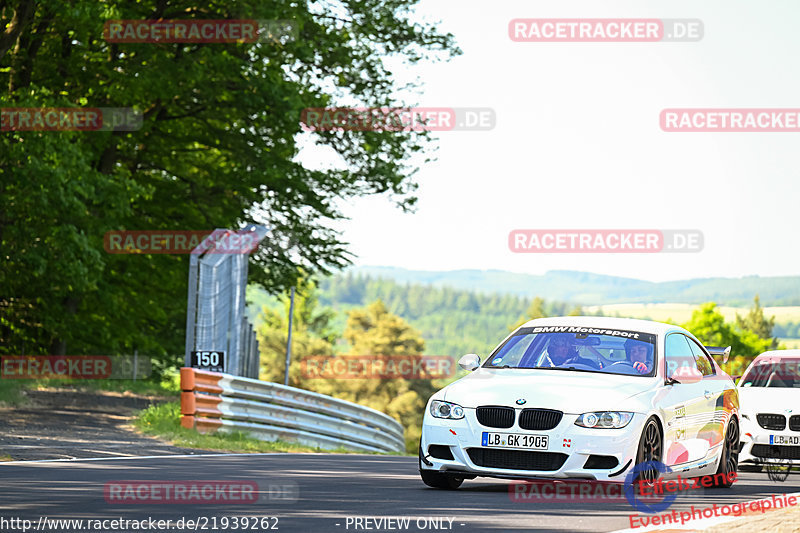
[738,349,800,469]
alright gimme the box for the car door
[660,333,707,466]
[686,337,726,454]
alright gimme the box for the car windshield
[483,326,658,376]
[740,360,800,388]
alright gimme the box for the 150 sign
[191,351,225,372]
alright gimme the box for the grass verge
[0,380,29,407]
[133,401,384,454]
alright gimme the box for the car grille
[476,406,515,428]
[519,409,563,430]
[467,448,568,471]
[757,413,787,431]
[751,444,800,460]
[790,415,800,432]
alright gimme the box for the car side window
[665,333,696,379]
[686,337,715,376]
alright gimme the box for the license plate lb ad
[481,432,548,450]
[770,435,800,445]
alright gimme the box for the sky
[305,0,800,282]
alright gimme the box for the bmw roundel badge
[516,398,526,405]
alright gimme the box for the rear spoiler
[705,345,731,364]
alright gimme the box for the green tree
[344,300,425,356]
[735,295,778,349]
[257,281,338,386]
[314,275,581,357]
[318,300,432,451]
[568,305,584,316]
[257,296,434,451]
[0,1,459,362]
[509,296,548,330]
[682,302,773,377]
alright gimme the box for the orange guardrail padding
[180,415,195,429]
[181,391,223,417]
[180,391,196,415]
[180,367,223,393]
[195,417,223,434]
[195,393,222,415]
[194,374,224,394]
[179,369,224,433]
[180,367,196,391]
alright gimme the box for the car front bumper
[420,408,642,482]
[739,422,800,466]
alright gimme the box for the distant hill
[347,267,800,307]
[248,276,579,357]
[247,270,800,360]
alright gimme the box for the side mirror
[668,364,703,385]
[458,353,481,371]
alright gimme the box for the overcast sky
[305,0,799,282]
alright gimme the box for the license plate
[770,435,800,445]
[481,432,548,449]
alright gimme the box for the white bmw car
[419,317,740,489]
[738,350,800,468]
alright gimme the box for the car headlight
[430,400,465,420]
[575,411,633,429]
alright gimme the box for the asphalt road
[1,454,799,533]
[0,388,195,461]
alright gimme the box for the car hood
[737,386,800,414]
[441,368,654,413]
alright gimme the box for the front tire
[711,417,739,488]
[418,441,464,489]
[419,469,464,489]
[634,417,663,492]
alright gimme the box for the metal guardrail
[180,368,405,453]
